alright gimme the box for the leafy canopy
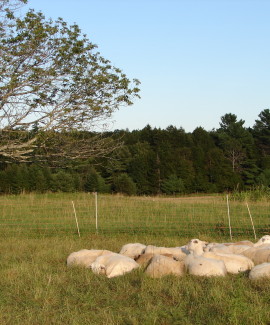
[0,1,140,161]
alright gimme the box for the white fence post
[226,194,232,240]
[246,201,257,240]
[72,200,81,237]
[94,192,98,234]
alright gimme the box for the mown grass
[0,193,270,324]
[0,234,270,325]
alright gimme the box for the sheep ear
[100,265,106,275]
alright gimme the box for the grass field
[0,192,269,238]
[0,193,270,324]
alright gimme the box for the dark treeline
[1,111,270,195]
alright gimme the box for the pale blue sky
[25,0,270,132]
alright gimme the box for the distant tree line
[0,110,270,195]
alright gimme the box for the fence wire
[0,193,269,239]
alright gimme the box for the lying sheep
[135,253,174,269]
[205,243,232,254]
[225,244,253,255]
[241,244,270,265]
[203,251,254,274]
[144,254,185,278]
[185,239,227,277]
[67,249,116,267]
[143,245,188,260]
[206,242,251,255]
[223,240,254,247]
[119,243,146,259]
[204,241,254,273]
[90,253,139,278]
[249,262,270,280]
[250,247,270,265]
[253,235,270,247]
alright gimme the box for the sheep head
[187,239,208,255]
[90,262,106,275]
[254,235,270,247]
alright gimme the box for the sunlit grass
[0,193,270,324]
[0,234,270,325]
[0,192,269,239]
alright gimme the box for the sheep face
[90,262,106,275]
[261,235,270,243]
[187,239,208,254]
[254,235,270,247]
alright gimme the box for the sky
[23,0,270,132]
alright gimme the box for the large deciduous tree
[0,1,140,162]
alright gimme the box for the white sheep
[203,251,254,274]
[67,249,116,267]
[241,244,270,265]
[225,244,253,255]
[90,253,139,278]
[143,245,188,260]
[249,262,270,280]
[119,243,146,259]
[206,243,251,255]
[205,243,232,254]
[250,247,270,265]
[253,235,270,247]
[223,240,254,247]
[184,239,227,277]
[144,254,185,278]
[135,253,174,268]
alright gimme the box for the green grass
[0,192,269,239]
[0,193,270,324]
[0,234,270,325]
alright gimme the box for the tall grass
[230,185,270,202]
[0,193,270,324]
[0,234,270,325]
[0,193,269,239]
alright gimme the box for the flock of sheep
[67,235,270,280]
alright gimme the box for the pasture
[0,193,270,324]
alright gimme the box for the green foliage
[50,171,75,192]
[0,1,140,161]
[231,185,270,201]
[113,173,137,195]
[83,167,110,193]
[0,109,270,196]
[256,169,270,187]
[161,174,185,195]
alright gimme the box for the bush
[161,174,185,195]
[113,173,137,195]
